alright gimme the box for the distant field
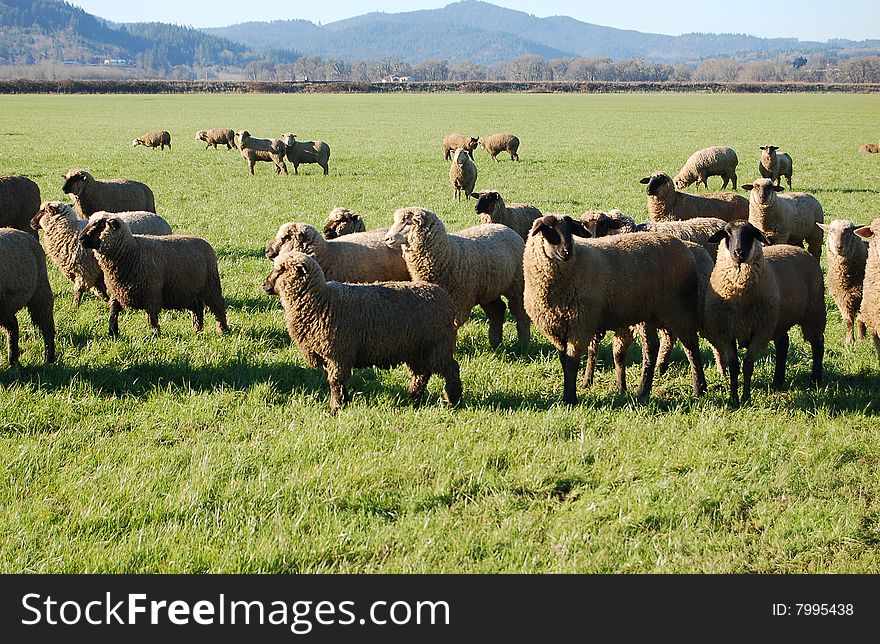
[1,93,879,573]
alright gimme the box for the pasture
[1,92,879,573]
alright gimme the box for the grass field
[1,92,879,573]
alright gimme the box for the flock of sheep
[1,132,879,413]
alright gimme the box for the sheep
[859,143,879,154]
[743,179,824,257]
[854,219,880,363]
[279,133,330,175]
[758,145,793,188]
[443,133,478,161]
[0,174,40,238]
[265,222,409,283]
[235,130,287,175]
[640,172,748,223]
[704,221,825,405]
[579,210,637,238]
[30,201,172,308]
[0,228,55,365]
[263,250,462,414]
[632,217,727,259]
[62,169,156,219]
[383,207,530,348]
[817,220,868,346]
[473,190,542,241]
[478,133,520,162]
[449,148,478,201]
[196,128,237,150]
[673,146,738,190]
[79,214,228,338]
[132,130,171,150]
[323,207,368,239]
[523,214,706,405]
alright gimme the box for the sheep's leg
[857,319,867,342]
[872,333,880,364]
[322,162,329,175]
[656,329,676,375]
[720,176,729,190]
[0,315,20,366]
[772,333,789,390]
[27,294,56,364]
[731,172,737,190]
[72,287,83,309]
[146,308,161,336]
[726,339,740,406]
[441,359,462,406]
[208,297,229,334]
[191,306,204,332]
[560,346,580,406]
[809,335,824,386]
[844,316,855,346]
[325,362,350,414]
[635,325,659,399]
[108,299,122,339]
[679,332,707,397]
[482,299,506,348]
[505,290,531,347]
[406,364,430,400]
[248,159,255,175]
[612,327,634,394]
[581,332,602,389]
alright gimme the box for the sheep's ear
[563,216,591,238]
[294,263,308,277]
[351,213,361,221]
[708,229,728,244]
[606,218,629,230]
[639,177,651,184]
[107,218,119,230]
[531,220,561,245]
[759,146,766,150]
[411,212,424,226]
[854,226,875,240]
[754,228,770,245]
[773,186,784,192]
[817,223,830,232]
[741,184,753,191]
[770,146,779,151]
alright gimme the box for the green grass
[1,92,879,573]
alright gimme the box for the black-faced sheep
[641,172,748,223]
[449,148,478,201]
[264,250,462,414]
[673,146,738,190]
[384,207,530,348]
[280,133,330,175]
[478,133,520,162]
[758,145,793,188]
[0,228,55,365]
[197,128,237,150]
[323,207,368,239]
[854,219,880,363]
[235,131,287,175]
[859,143,879,154]
[132,130,171,150]
[474,190,542,241]
[704,221,825,405]
[579,210,637,238]
[443,134,478,161]
[819,220,868,346]
[0,174,40,238]
[742,179,824,257]
[79,214,228,338]
[62,169,156,219]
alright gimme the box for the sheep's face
[640,173,674,198]
[281,133,297,147]
[62,170,90,196]
[131,139,144,147]
[467,137,479,151]
[474,191,501,220]
[384,207,434,247]
[709,221,768,267]
[265,222,319,259]
[759,145,779,164]
[742,179,783,206]
[451,148,470,165]
[30,201,73,230]
[196,130,207,141]
[819,220,861,257]
[854,219,880,257]
[323,208,364,239]
[579,211,631,238]
[263,251,322,297]
[79,215,123,251]
[529,215,590,262]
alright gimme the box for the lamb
[31,201,172,307]
[0,228,55,365]
[62,169,156,219]
[758,145,793,188]
[854,219,880,363]
[265,222,409,283]
[743,179,824,257]
[704,221,825,405]
[132,130,171,150]
[478,133,520,162]
[817,220,868,346]
[523,214,706,405]
[0,174,40,238]
[79,214,228,338]
[383,207,530,348]
[443,133,478,161]
[859,143,880,154]
[641,172,748,223]
[263,250,462,414]
[579,210,637,238]
[196,128,237,150]
[280,133,330,175]
[323,207,368,239]
[449,148,478,201]
[235,130,287,175]
[673,146,738,190]
[473,190,542,241]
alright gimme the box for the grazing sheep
[235,130,287,175]
[758,145,793,188]
[704,221,825,405]
[265,222,409,283]
[384,207,530,348]
[743,179,824,257]
[79,214,228,338]
[859,143,879,154]
[0,228,55,365]
[31,201,172,308]
[854,219,880,362]
[132,130,171,151]
[280,133,330,175]
[62,169,156,219]
[196,128,237,150]
[818,220,868,346]
[478,133,520,162]
[323,207,368,239]
[0,174,40,238]
[632,217,727,259]
[641,172,748,223]
[443,134,478,161]
[673,146,738,190]
[524,215,706,405]
[449,148,478,201]
[264,251,462,414]
[474,190,542,241]
[579,210,637,238]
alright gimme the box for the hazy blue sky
[71,1,878,41]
